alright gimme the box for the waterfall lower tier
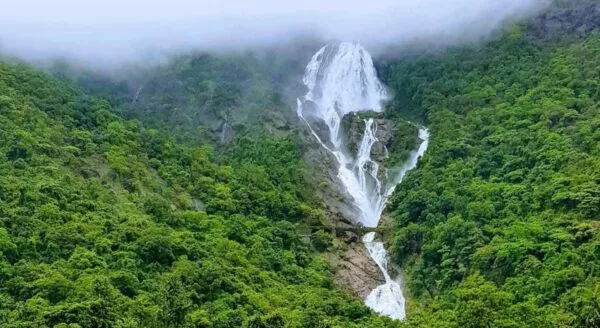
[360,128,429,321]
[363,232,405,320]
[297,42,429,320]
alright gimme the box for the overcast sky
[0,0,548,65]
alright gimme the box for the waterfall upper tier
[298,42,388,150]
[297,42,392,227]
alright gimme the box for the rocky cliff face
[297,114,384,298]
[340,111,394,162]
[340,111,420,168]
[323,242,386,299]
[299,119,360,226]
[300,109,420,229]
[340,111,408,184]
[298,110,421,299]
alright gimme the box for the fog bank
[0,0,549,65]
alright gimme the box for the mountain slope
[382,1,600,326]
[0,62,396,327]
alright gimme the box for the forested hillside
[384,0,600,326]
[0,62,396,327]
[2,0,599,326]
[51,43,317,146]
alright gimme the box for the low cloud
[0,0,548,65]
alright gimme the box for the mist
[0,0,549,66]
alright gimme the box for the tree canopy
[0,62,395,327]
[384,1,600,326]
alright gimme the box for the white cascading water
[363,231,405,319]
[297,42,429,320]
[297,42,389,227]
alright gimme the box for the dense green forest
[50,42,317,146]
[384,0,600,326]
[0,62,396,327]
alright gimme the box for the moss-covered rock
[385,121,420,168]
[340,111,419,168]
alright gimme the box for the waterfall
[219,119,230,143]
[132,85,143,104]
[363,232,405,320]
[297,42,389,227]
[297,42,429,321]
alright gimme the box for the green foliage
[385,120,420,167]
[116,48,313,146]
[0,62,394,327]
[383,2,600,326]
[312,230,333,252]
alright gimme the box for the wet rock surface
[371,120,393,163]
[339,111,398,184]
[343,231,359,244]
[299,122,361,225]
[324,243,386,299]
[340,112,367,158]
[340,111,394,163]
[299,100,332,146]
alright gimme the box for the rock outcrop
[299,119,360,225]
[298,109,421,300]
[323,242,386,299]
[300,100,332,146]
[340,111,394,162]
[340,111,399,184]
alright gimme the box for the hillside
[382,0,600,326]
[1,0,599,326]
[0,62,396,327]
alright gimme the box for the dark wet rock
[300,98,320,118]
[307,117,332,146]
[300,100,332,145]
[340,111,394,161]
[371,120,393,163]
[374,120,393,144]
[340,112,367,158]
[299,120,361,225]
[344,231,359,244]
